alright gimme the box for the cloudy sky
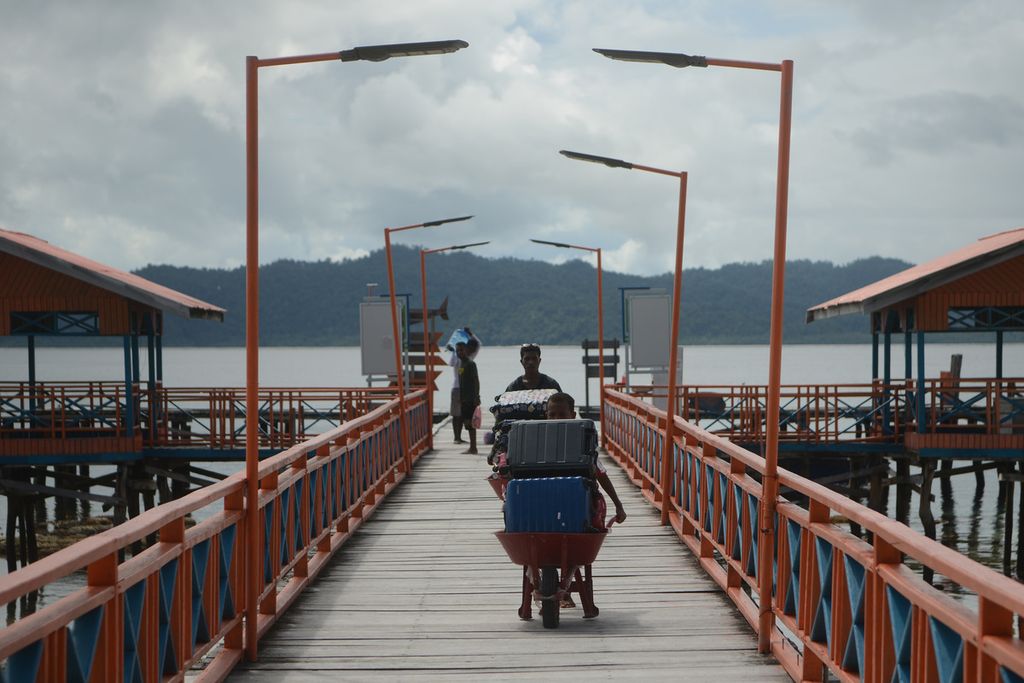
[1,0,1022,275]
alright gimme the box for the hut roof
[0,228,225,321]
[806,227,1024,323]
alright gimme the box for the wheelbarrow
[490,469,616,628]
[494,521,615,628]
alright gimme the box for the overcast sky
[1,1,1022,276]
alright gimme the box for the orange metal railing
[0,389,430,681]
[602,387,1024,682]
[625,378,1024,445]
[148,386,400,449]
[0,382,400,455]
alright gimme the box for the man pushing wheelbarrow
[490,392,626,628]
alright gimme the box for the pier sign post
[360,299,404,378]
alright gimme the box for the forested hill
[137,248,910,346]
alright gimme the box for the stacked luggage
[502,419,600,533]
[486,389,557,466]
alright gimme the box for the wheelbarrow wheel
[540,567,560,629]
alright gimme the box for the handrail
[622,379,1024,444]
[0,389,430,681]
[0,383,402,454]
[602,387,1024,682]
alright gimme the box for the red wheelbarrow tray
[495,529,608,571]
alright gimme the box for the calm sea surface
[1,343,1021,600]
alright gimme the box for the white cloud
[603,238,646,274]
[0,0,1021,274]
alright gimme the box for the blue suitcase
[504,476,592,533]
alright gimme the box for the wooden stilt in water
[171,461,190,499]
[1015,463,1024,634]
[1004,469,1015,577]
[939,458,954,499]
[895,457,911,525]
[157,473,172,504]
[78,464,91,518]
[919,460,936,584]
[847,459,863,538]
[32,467,47,524]
[5,495,17,574]
[975,463,986,494]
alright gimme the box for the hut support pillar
[147,321,157,445]
[904,328,912,380]
[871,328,879,380]
[996,330,1004,379]
[27,335,36,414]
[916,331,926,434]
[122,336,135,433]
[883,316,892,434]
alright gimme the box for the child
[456,341,481,454]
[544,392,627,527]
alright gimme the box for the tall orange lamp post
[420,240,490,451]
[593,47,793,654]
[244,39,468,660]
[528,238,607,443]
[384,216,473,473]
[557,151,687,528]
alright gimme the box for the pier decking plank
[230,423,787,681]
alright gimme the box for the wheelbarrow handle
[604,516,618,531]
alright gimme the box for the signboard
[626,292,671,370]
[360,299,403,376]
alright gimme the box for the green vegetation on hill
[136,247,911,346]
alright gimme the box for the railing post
[866,536,900,683]
[86,552,120,683]
[977,596,1014,682]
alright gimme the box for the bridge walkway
[230,423,787,681]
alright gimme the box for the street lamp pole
[529,238,605,442]
[557,151,687,527]
[384,217,473,475]
[420,241,489,452]
[244,39,467,661]
[593,47,794,654]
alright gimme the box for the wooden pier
[230,423,787,681]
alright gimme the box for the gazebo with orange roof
[0,227,225,458]
[807,227,1024,455]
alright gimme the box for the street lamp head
[340,39,469,62]
[422,215,473,227]
[593,48,707,68]
[448,241,490,250]
[530,238,573,249]
[559,149,633,170]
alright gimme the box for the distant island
[130,246,910,347]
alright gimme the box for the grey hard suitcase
[506,419,598,476]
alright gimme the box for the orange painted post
[244,53,260,662]
[661,172,687,526]
[555,151,687,525]
[757,58,794,654]
[242,41,468,661]
[420,249,433,451]
[384,228,413,475]
[596,248,607,447]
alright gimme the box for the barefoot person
[545,392,626,526]
[456,340,481,454]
